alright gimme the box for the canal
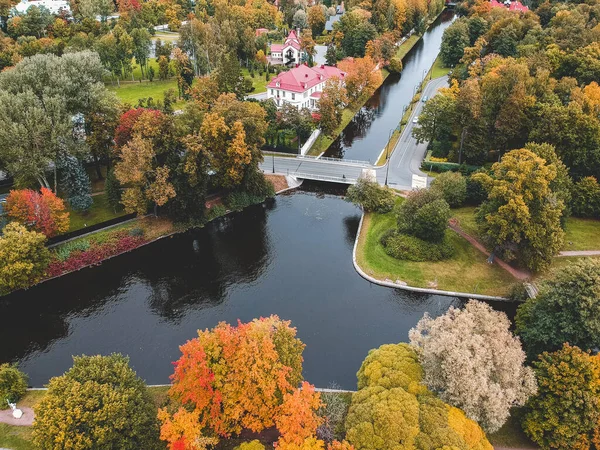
[0,186,516,389]
[324,10,455,162]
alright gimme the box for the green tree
[105,168,122,213]
[0,222,49,295]
[516,259,600,360]
[522,344,600,450]
[130,28,152,78]
[32,354,160,450]
[58,154,93,212]
[473,149,565,271]
[318,80,347,136]
[0,363,28,404]
[345,179,395,213]
[430,171,467,207]
[396,189,450,243]
[215,53,247,99]
[334,10,377,58]
[440,19,470,67]
[325,45,337,66]
[572,176,600,218]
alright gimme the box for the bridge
[259,76,449,191]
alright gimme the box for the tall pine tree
[58,154,92,212]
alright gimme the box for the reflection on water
[325,10,456,162]
[0,187,514,389]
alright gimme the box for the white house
[267,64,346,110]
[269,30,305,66]
[13,0,70,15]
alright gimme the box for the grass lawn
[67,192,127,232]
[563,216,600,251]
[153,31,180,43]
[395,34,421,60]
[488,413,538,449]
[108,78,179,106]
[242,68,268,93]
[356,211,515,297]
[451,206,479,238]
[430,55,451,79]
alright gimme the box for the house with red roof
[269,30,305,66]
[490,0,529,11]
[267,64,346,110]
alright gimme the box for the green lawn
[395,34,421,60]
[488,413,538,449]
[242,68,269,93]
[430,56,451,79]
[356,211,515,297]
[108,78,179,107]
[67,192,127,232]
[563,216,600,251]
[451,206,479,238]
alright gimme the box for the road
[259,76,449,188]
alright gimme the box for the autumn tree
[0,222,49,295]
[276,382,323,447]
[318,79,347,136]
[5,188,69,237]
[33,354,159,450]
[522,344,600,450]
[473,149,565,271]
[337,56,382,103]
[159,316,305,444]
[516,259,600,360]
[409,300,537,433]
[308,5,327,37]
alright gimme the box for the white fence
[300,129,321,155]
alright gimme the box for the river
[324,10,455,162]
[0,186,516,389]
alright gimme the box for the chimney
[321,64,325,69]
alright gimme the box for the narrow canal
[0,186,516,389]
[324,10,455,162]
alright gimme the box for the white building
[13,0,70,15]
[267,64,346,110]
[269,30,305,66]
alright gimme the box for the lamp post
[272,152,275,174]
[384,128,393,186]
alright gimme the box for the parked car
[421,96,428,102]
[413,116,419,124]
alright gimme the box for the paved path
[0,407,34,426]
[558,250,600,257]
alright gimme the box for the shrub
[381,230,453,261]
[465,174,488,205]
[515,258,600,360]
[345,179,396,213]
[317,385,351,442]
[0,222,50,294]
[32,354,160,449]
[522,344,600,450]
[421,160,480,174]
[0,364,28,405]
[128,227,144,237]
[55,239,91,261]
[430,172,467,207]
[409,301,537,433]
[571,176,600,218]
[396,189,451,243]
[225,191,267,211]
[205,204,227,221]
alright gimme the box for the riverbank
[353,210,516,299]
[307,10,448,158]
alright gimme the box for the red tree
[5,188,69,237]
[114,108,162,147]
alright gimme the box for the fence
[300,129,321,155]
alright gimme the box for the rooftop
[268,64,346,93]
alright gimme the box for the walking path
[558,250,600,257]
[0,407,34,426]
[448,219,530,281]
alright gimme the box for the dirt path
[448,220,530,281]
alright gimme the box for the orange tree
[159,316,324,449]
[5,187,69,237]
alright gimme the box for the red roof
[271,44,283,52]
[256,28,268,36]
[268,64,346,93]
[490,0,529,10]
[310,91,322,98]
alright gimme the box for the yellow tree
[473,149,565,271]
[337,56,382,103]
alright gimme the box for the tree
[58,154,92,212]
[308,5,327,36]
[293,10,308,30]
[409,300,537,433]
[172,47,194,98]
[345,179,395,213]
[571,176,600,218]
[337,56,381,103]
[430,171,467,207]
[160,316,305,441]
[215,53,247,99]
[0,222,49,294]
[516,259,600,361]
[334,10,377,58]
[0,364,28,403]
[158,55,170,81]
[345,343,493,450]
[318,79,347,136]
[472,149,565,271]
[130,28,151,77]
[522,344,600,450]
[325,45,337,66]
[32,354,159,450]
[5,188,70,237]
[105,168,122,213]
[276,382,323,447]
[440,19,470,67]
[395,189,450,243]
[387,57,402,73]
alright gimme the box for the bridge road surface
[259,76,449,189]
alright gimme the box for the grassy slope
[430,55,451,79]
[563,217,600,251]
[242,68,269,93]
[67,192,127,232]
[356,211,515,297]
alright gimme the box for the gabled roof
[283,30,301,50]
[267,64,346,93]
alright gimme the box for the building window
[276,90,279,97]
[271,89,274,95]
[304,92,308,98]
[283,91,286,98]
[292,93,295,100]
